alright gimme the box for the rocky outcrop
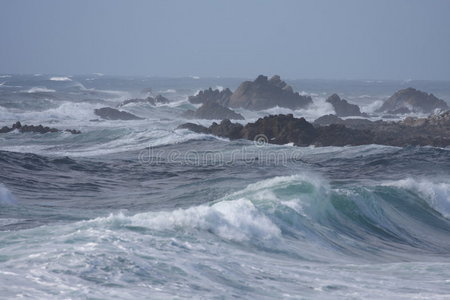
[182,102,244,120]
[118,95,170,107]
[94,107,143,120]
[326,94,367,117]
[377,88,449,114]
[227,75,312,110]
[0,121,81,134]
[179,112,450,147]
[188,88,232,106]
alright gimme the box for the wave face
[1,75,450,298]
[1,175,450,299]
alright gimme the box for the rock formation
[227,75,312,110]
[118,95,170,107]
[377,88,448,114]
[0,121,81,134]
[94,107,143,120]
[188,88,232,106]
[179,111,450,147]
[326,94,367,117]
[182,102,244,120]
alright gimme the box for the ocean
[1,74,450,299]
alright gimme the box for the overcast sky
[1,0,449,80]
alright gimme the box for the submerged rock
[326,94,367,117]
[118,95,170,107]
[0,121,81,134]
[182,102,244,120]
[180,112,450,147]
[228,75,312,110]
[377,87,449,114]
[94,107,143,120]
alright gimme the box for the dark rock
[314,124,373,146]
[65,129,82,134]
[94,107,143,120]
[326,94,367,117]
[313,114,346,126]
[177,123,210,134]
[377,87,449,114]
[182,102,244,120]
[228,75,312,110]
[210,119,244,139]
[118,95,170,107]
[0,122,81,134]
[240,114,316,146]
[188,88,233,106]
[180,112,450,147]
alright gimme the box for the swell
[3,174,449,260]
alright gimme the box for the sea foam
[49,76,72,82]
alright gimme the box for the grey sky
[1,0,449,80]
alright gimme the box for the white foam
[93,198,282,242]
[25,87,56,93]
[49,76,72,82]
[362,99,384,113]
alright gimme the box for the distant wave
[25,87,56,93]
[49,76,72,82]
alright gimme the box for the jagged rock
[210,119,244,140]
[94,107,143,120]
[0,121,81,134]
[240,114,316,145]
[188,88,232,106]
[182,102,244,120]
[228,75,312,110]
[118,95,170,107]
[377,88,449,114]
[180,113,450,147]
[326,94,367,117]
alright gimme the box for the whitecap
[49,76,72,81]
[25,87,56,93]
